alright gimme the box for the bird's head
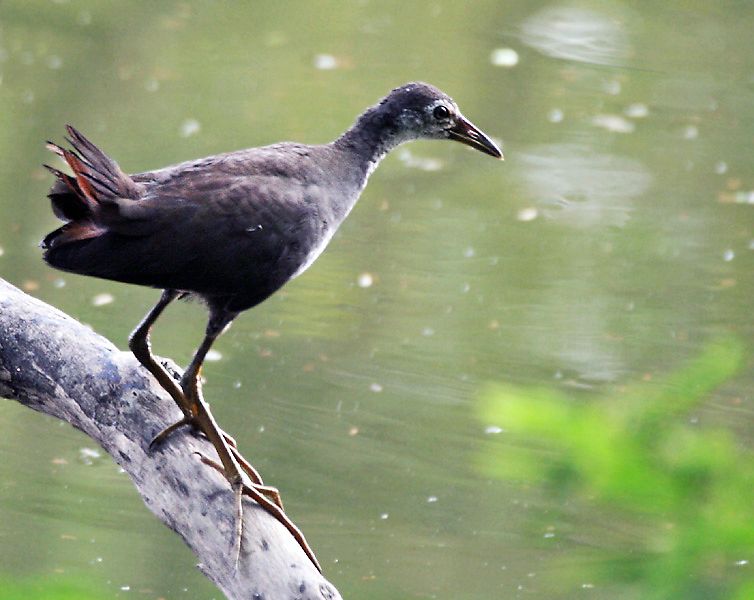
[380,82,503,159]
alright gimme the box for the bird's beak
[448,115,504,160]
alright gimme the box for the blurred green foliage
[477,337,754,599]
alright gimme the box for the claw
[149,415,193,450]
[152,417,267,490]
[194,451,283,509]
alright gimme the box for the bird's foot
[150,415,270,490]
[194,450,285,510]
[193,451,306,570]
[150,415,319,571]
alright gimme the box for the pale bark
[0,278,341,600]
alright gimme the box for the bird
[41,81,503,571]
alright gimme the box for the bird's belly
[290,227,336,279]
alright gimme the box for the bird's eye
[433,105,451,120]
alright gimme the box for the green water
[1,2,753,599]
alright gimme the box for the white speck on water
[723,249,735,262]
[46,55,63,70]
[79,447,101,465]
[591,114,635,133]
[517,207,538,222]
[581,583,595,589]
[21,90,35,104]
[258,425,265,433]
[145,78,159,92]
[490,47,519,67]
[92,293,114,307]
[624,102,649,118]
[714,161,728,175]
[421,327,435,337]
[463,246,475,258]
[0,246,4,257]
[543,532,555,538]
[120,586,130,591]
[180,119,201,137]
[733,191,754,204]
[398,149,443,171]
[683,125,699,140]
[369,382,383,393]
[313,54,337,70]
[380,513,389,520]
[233,380,242,389]
[735,559,749,566]
[749,240,754,250]
[357,272,374,288]
[54,278,66,288]
[547,108,564,123]
[206,349,222,362]
[461,283,470,293]
[603,79,621,95]
[485,425,504,435]
[427,495,438,503]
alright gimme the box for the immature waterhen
[41,82,502,570]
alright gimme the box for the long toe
[149,415,194,450]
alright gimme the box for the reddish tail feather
[42,125,139,250]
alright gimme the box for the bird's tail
[42,125,139,250]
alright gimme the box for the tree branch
[0,278,341,600]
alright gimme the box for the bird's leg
[131,292,269,488]
[131,297,310,565]
[179,326,264,491]
[129,289,190,414]
[176,312,282,505]
[175,310,319,571]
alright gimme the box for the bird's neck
[333,105,410,172]
[325,104,414,227]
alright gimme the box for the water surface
[1,2,753,598]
